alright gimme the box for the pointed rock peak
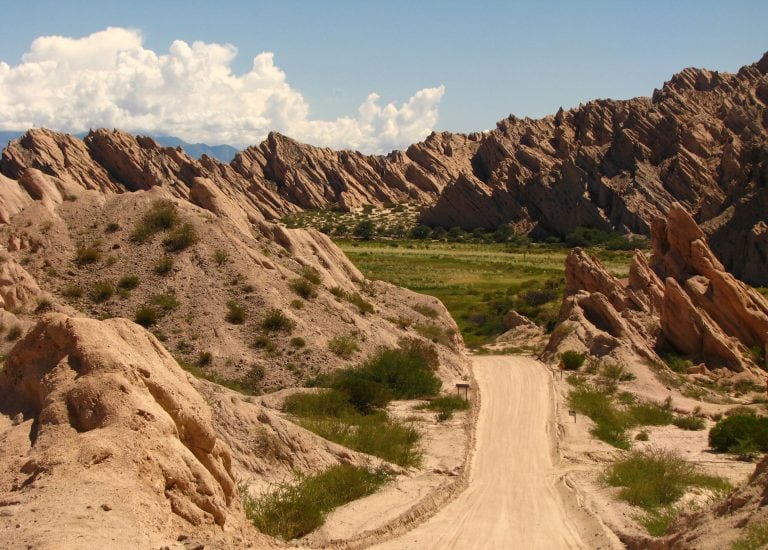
[755,51,768,74]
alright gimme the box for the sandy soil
[370,356,618,550]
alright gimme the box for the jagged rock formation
[546,203,768,374]
[3,53,766,282]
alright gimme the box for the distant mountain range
[0,130,239,162]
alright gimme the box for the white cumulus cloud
[0,27,445,153]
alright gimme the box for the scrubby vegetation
[131,200,180,243]
[90,280,115,302]
[163,222,198,251]
[709,413,768,455]
[289,277,317,300]
[241,465,389,541]
[260,308,295,332]
[225,300,247,324]
[415,395,470,421]
[605,449,730,535]
[560,350,586,370]
[287,344,442,466]
[732,521,768,550]
[327,333,359,358]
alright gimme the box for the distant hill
[0,130,238,163]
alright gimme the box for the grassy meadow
[337,239,634,347]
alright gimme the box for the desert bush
[290,337,306,348]
[627,403,674,426]
[163,223,198,252]
[5,325,22,341]
[569,385,629,448]
[131,200,179,243]
[75,245,101,265]
[284,390,356,418]
[241,364,266,393]
[290,299,304,309]
[90,280,114,302]
[356,347,441,399]
[300,266,322,285]
[134,306,158,327]
[663,352,693,373]
[709,414,768,453]
[601,362,636,382]
[153,255,174,275]
[62,284,83,298]
[348,292,374,314]
[150,293,179,312]
[196,351,212,367]
[34,298,53,313]
[117,275,140,290]
[412,303,439,319]
[289,277,317,300]
[635,430,649,441]
[252,335,276,352]
[416,395,470,421]
[261,308,294,332]
[213,249,228,266]
[673,415,706,431]
[226,300,247,324]
[241,465,389,541]
[105,222,120,233]
[605,449,730,509]
[561,350,586,370]
[397,336,439,369]
[413,322,452,346]
[328,333,359,359]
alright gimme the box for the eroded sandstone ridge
[2,53,767,282]
[547,203,768,375]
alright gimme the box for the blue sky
[0,0,766,151]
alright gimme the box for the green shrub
[397,336,439,369]
[134,306,158,327]
[601,362,636,382]
[290,337,306,348]
[150,293,179,312]
[413,322,452,346]
[663,352,693,373]
[34,298,53,313]
[437,410,453,422]
[709,414,768,453]
[290,299,304,309]
[412,303,439,318]
[196,351,212,367]
[332,373,391,414]
[252,335,276,352]
[284,390,355,418]
[605,449,730,509]
[241,465,389,541]
[300,266,322,284]
[213,249,228,266]
[636,507,679,537]
[569,385,629,449]
[261,308,295,332]
[328,333,359,358]
[349,292,374,314]
[289,278,317,300]
[75,245,101,265]
[62,284,83,298]
[627,403,674,426]
[131,200,179,243]
[90,280,114,302]
[673,415,706,431]
[226,300,247,324]
[117,275,140,290]
[561,350,586,370]
[356,347,441,399]
[635,430,649,441]
[163,222,198,252]
[153,256,174,275]
[417,395,470,417]
[105,222,120,233]
[6,325,22,341]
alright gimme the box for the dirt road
[371,355,615,549]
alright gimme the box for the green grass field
[337,239,634,347]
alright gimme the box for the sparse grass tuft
[90,280,114,302]
[117,275,140,290]
[732,521,768,550]
[134,306,158,327]
[163,222,198,252]
[261,308,295,332]
[673,415,706,431]
[290,337,306,348]
[416,395,469,421]
[62,284,83,298]
[75,245,101,265]
[300,265,322,284]
[153,256,174,275]
[131,200,179,243]
[328,333,359,358]
[413,322,452,346]
[6,325,22,341]
[412,303,439,318]
[225,300,247,324]
[289,277,317,300]
[213,249,228,266]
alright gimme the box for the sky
[0,0,766,152]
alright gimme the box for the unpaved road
[371,355,615,549]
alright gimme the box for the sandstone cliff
[3,52,766,282]
[546,203,768,375]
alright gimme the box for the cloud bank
[0,27,445,152]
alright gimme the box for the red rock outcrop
[3,53,766,281]
[546,203,768,374]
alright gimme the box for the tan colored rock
[0,313,273,549]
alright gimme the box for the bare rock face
[1,53,766,281]
[0,313,270,549]
[546,203,768,374]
